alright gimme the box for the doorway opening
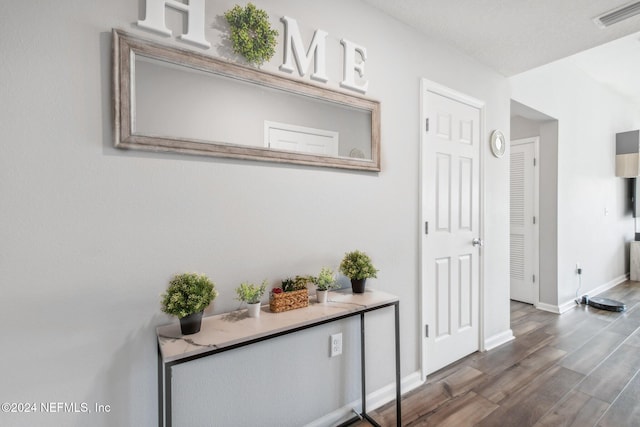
[510,100,559,311]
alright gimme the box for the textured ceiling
[361,0,640,76]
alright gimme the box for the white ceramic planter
[247,302,261,318]
[316,290,328,303]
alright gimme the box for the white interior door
[421,82,482,375]
[510,138,539,305]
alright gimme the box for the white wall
[538,120,560,304]
[511,60,640,309]
[511,116,539,138]
[0,1,510,426]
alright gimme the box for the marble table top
[157,288,398,363]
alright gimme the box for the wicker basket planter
[269,289,309,313]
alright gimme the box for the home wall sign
[136,0,369,93]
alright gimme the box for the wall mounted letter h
[137,0,211,49]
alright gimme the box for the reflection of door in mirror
[264,121,339,157]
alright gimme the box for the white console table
[156,288,401,427]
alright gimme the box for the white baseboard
[304,370,423,427]
[558,299,579,314]
[536,302,562,314]
[538,273,630,314]
[366,370,423,411]
[483,329,514,351]
[582,273,629,299]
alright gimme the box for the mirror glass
[114,30,380,171]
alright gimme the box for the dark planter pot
[179,311,204,335]
[351,278,367,294]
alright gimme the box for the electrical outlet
[330,333,342,357]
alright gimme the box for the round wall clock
[490,130,506,158]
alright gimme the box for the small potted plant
[235,280,267,318]
[312,267,338,303]
[270,275,310,312]
[161,272,218,335]
[339,250,379,293]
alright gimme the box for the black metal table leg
[165,363,172,427]
[158,342,163,427]
[360,312,366,417]
[395,302,401,427]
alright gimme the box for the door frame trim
[510,137,540,308]
[419,79,486,380]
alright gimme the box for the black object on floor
[583,296,626,312]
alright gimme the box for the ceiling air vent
[595,1,640,28]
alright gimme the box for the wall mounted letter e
[340,39,368,93]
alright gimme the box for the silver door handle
[472,238,484,247]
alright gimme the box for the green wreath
[224,3,278,67]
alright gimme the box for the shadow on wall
[81,314,163,427]
[211,14,245,64]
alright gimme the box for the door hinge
[425,221,429,234]
[533,216,536,225]
[533,157,537,167]
[425,118,430,132]
[425,324,429,337]
[533,274,536,283]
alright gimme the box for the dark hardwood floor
[359,280,640,426]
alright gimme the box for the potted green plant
[161,272,218,335]
[339,250,379,293]
[312,267,338,303]
[235,280,267,317]
[224,3,278,67]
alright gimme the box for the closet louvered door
[510,140,536,303]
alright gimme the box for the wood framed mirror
[113,30,381,171]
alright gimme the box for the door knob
[472,238,484,247]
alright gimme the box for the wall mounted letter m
[279,16,328,82]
